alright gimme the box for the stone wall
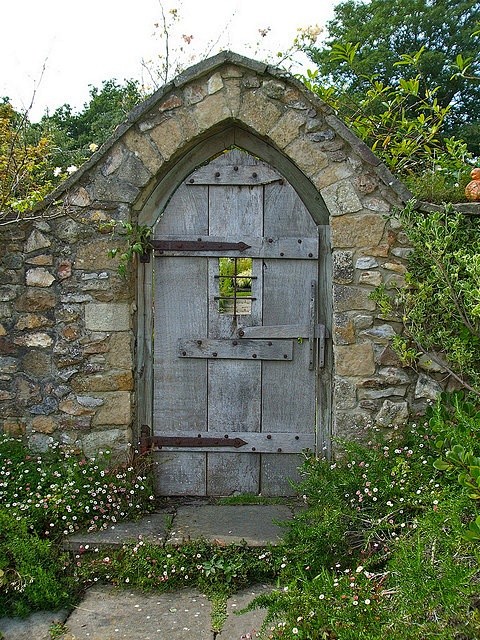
[0,218,134,455]
[0,51,452,458]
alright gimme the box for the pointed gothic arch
[2,52,427,490]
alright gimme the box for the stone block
[15,313,53,330]
[333,251,354,284]
[356,257,378,269]
[124,128,164,175]
[415,373,442,400]
[15,289,55,312]
[80,428,131,457]
[149,114,194,161]
[0,303,12,319]
[26,268,55,287]
[333,376,357,410]
[0,285,19,302]
[107,333,133,369]
[240,91,282,135]
[84,303,130,331]
[262,80,286,99]
[333,285,376,312]
[71,371,133,392]
[360,324,397,343]
[59,398,96,416]
[208,73,224,94]
[91,392,132,426]
[375,400,409,427]
[158,94,183,111]
[184,83,207,105]
[284,138,328,176]
[31,415,56,434]
[14,332,53,348]
[193,93,231,131]
[223,79,242,117]
[22,350,52,377]
[2,418,26,436]
[68,186,92,207]
[116,151,152,188]
[359,271,382,287]
[333,313,356,345]
[313,161,355,190]
[101,145,124,176]
[331,214,386,249]
[334,410,372,440]
[335,343,375,376]
[321,180,363,216]
[25,229,50,253]
[268,111,307,150]
[74,238,121,271]
[0,356,18,374]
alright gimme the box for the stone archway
[1,52,419,476]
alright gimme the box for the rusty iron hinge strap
[153,240,251,253]
[141,434,248,452]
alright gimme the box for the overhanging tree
[306,0,480,151]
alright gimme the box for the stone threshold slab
[63,504,294,550]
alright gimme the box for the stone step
[63,504,295,550]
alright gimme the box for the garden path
[0,503,293,639]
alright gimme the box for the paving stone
[63,512,171,551]
[0,609,69,640]
[167,505,292,546]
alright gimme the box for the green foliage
[74,539,280,598]
[0,509,76,617]
[301,45,475,185]
[247,418,480,639]
[48,622,69,639]
[395,202,480,391]
[0,101,56,222]
[429,392,480,539]
[0,434,155,539]
[106,221,153,277]
[39,79,144,171]
[306,0,480,151]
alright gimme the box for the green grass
[1,393,480,637]
[215,493,293,506]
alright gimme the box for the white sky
[1,0,338,121]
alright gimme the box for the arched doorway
[141,142,332,496]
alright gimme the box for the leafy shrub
[0,435,155,538]
[247,414,480,639]
[73,539,281,598]
[0,509,76,617]
[371,203,480,394]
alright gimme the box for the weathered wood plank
[153,451,206,496]
[150,431,315,453]
[207,180,264,489]
[261,259,317,437]
[209,185,263,236]
[178,338,293,361]
[154,257,208,429]
[237,323,327,339]
[154,235,318,259]
[260,454,303,496]
[207,452,260,495]
[185,164,282,185]
[264,181,318,236]
[154,183,208,236]
[207,360,262,432]
[261,183,318,457]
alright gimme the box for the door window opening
[215,257,255,316]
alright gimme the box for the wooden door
[152,149,322,496]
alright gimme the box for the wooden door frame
[136,125,333,460]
